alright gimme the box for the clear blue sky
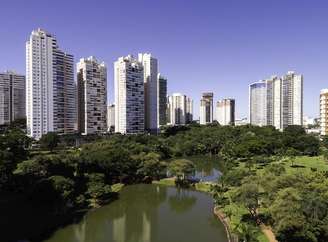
[1,0,327,118]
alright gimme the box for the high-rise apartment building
[199,92,213,125]
[114,55,144,134]
[0,71,25,125]
[138,53,158,133]
[157,74,167,126]
[216,99,235,125]
[249,81,268,126]
[77,56,107,135]
[249,71,303,130]
[281,71,303,129]
[320,89,328,136]
[168,93,193,125]
[107,104,115,132]
[26,29,76,139]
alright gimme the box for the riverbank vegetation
[0,122,326,242]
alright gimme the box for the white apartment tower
[249,72,303,130]
[249,81,268,126]
[281,71,303,129]
[26,29,76,139]
[138,53,158,133]
[168,93,193,125]
[157,74,167,126]
[320,89,328,136]
[199,92,213,125]
[0,71,25,125]
[107,104,115,132]
[77,57,107,135]
[216,99,235,125]
[114,55,144,134]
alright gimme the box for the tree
[136,152,166,180]
[40,132,59,152]
[234,182,261,223]
[86,173,111,206]
[168,159,195,180]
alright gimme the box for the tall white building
[114,55,144,134]
[107,104,115,132]
[168,93,193,125]
[138,53,158,133]
[26,29,76,139]
[249,71,303,130]
[320,89,328,135]
[77,57,107,135]
[216,99,235,125]
[199,92,213,125]
[249,81,267,126]
[0,71,25,125]
[281,71,303,129]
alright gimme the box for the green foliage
[168,159,195,179]
[40,132,60,152]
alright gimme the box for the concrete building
[249,81,267,126]
[320,89,328,135]
[0,71,25,125]
[157,74,167,126]
[281,71,303,129]
[249,72,303,130]
[199,92,213,125]
[216,99,235,125]
[26,29,76,139]
[138,53,158,133]
[168,93,193,125]
[77,56,107,135]
[107,104,115,132]
[114,55,144,134]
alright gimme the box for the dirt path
[260,224,278,242]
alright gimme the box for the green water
[45,184,228,242]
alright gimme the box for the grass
[152,177,176,186]
[111,183,124,193]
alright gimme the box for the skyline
[1,0,328,118]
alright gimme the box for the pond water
[45,184,228,242]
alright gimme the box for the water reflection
[45,164,228,242]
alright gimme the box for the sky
[1,0,328,119]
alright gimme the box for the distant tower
[249,71,303,130]
[26,29,76,139]
[168,93,193,125]
[138,53,158,133]
[320,89,328,136]
[216,99,235,125]
[157,74,167,126]
[77,56,107,135]
[0,71,25,125]
[199,92,213,125]
[107,104,115,132]
[114,55,144,134]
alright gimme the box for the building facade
[199,92,213,125]
[157,74,167,126]
[138,53,158,133]
[0,71,25,125]
[249,81,268,126]
[249,72,303,130]
[77,56,107,135]
[107,104,115,132]
[114,55,144,134]
[168,93,193,125]
[26,29,76,139]
[216,98,235,125]
[320,89,328,135]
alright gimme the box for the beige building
[320,89,328,135]
[216,99,235,125]
[77,56,107,135]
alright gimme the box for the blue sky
[1,0,327,118]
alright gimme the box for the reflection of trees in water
[168,188,197,214]
[65,184,167,242]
